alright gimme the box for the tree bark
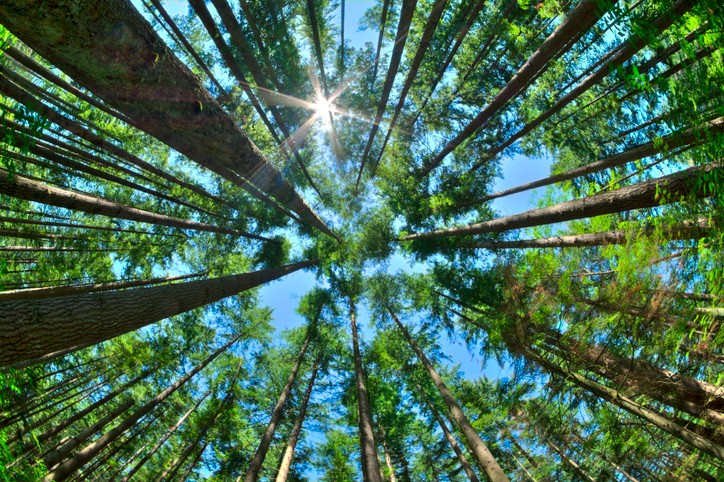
[41,334,240,481]
[243,330,312,482]
[390,309,508,481]
[351,300,384,482]
[404,164,720,240]
[0,259,314,366]
[458,218,712,250]
[275,354,320,482]
[0,0,334,237]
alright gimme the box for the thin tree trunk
[544,438,597,482]
[0,271,207,301]
[470,0,697,171]
[0,259,314,366]
[0,168,265,239]
[463,117,723,206]
[372,0,448,174]
[421,389,480,482]
[0,0,333,236]
[421,0,615,177]
[351,300,384,482]
[372,0,393,81]
[243,330,312,482]
[43,398,135,470]
[41,334,241,481]
[404,164,720,240]
[377,422,398,482]
[356,0,418,189]
[275,354,320,482]
[119,389,212,482]
[390,309,508,481]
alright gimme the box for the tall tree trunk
[0,0,334,237]
[464,117,723,206]
[390,309,508,481]
[243,330,312,482]
[544,329,724,424]
[524,347,724,461]
[43,398,136,470]
[458,218,712,250]
[404,164,720,240]
[421,389,480,482]
[377,422,398,482]
[0,259,314,366]
[0,168,263,239]
[351,299,384,482]
[470,0,698,171]
[421,0,615,177]
[275,354,320,482]
[544,438,597,482]
[357,0,418,188]
[119,389,212,482]
[41,334,240,481]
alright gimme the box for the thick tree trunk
[421,0,615,177]
[42,334,240,481]
[243,331,312,482]
[0,169,263,239]
[0,259,314,366]
[390,309,508,481]
[404,164,720,240]
[275,354,320,482]
[459,218,712,250]
[351,300,384,482]
[0,0,334,237]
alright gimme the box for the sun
[313,95,334,117]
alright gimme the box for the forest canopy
[0,0,723,480]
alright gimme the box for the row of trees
[0,0,722,479]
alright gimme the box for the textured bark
[405,164,720,240]
[351,301,384,482]
[0,169,263,238]
[357,0,418,188]
[0,259,314,366]
[0,0,333,237]
[275,355,320,482]
[465,118,724,206]
[459,218,712,250]
[421,0,615,177]
[41,334,240,481]
[243,331,312,482]
[0,272,207,301]
[471,0,698,171]
[390,309,508,481]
